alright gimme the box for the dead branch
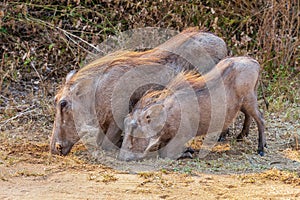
[295,133,299,151]
[31,61,43,83]
[0,106,36,128]
[25,16,102,55]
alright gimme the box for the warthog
[119,57,266,161]
[50,28,227,156]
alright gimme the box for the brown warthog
[119,57,266,161]
[50,28,228,156]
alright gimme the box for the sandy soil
[0,109,299,200]
[1,161,300,200]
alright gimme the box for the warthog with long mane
[119,57,266,161]
[50,28,227,156]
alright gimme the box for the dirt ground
[1,162,300,200]
[1,1,299,199]
[0,107,299,199]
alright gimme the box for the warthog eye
[54,96,58,106]
[60,100,67,108]
[145,115,151,123]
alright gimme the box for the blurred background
[0,0,299,167]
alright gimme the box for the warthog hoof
[177,152,193,160]
[177,147,195,160]
[55,143,63,155]
[257,150,264,156]
[218,129,230,142]
[218,136,226,142]
[184,147,195,154]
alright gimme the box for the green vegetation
[0,0,299,131]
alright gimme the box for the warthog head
[50,70,80,156]
[119,102,170,161]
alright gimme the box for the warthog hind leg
[242,95,266,156]
[218,129,230,142]
[237,108,252,141]
[177,147,195,160]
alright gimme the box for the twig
[30,61,43,83]
[0,95,9,101]
[0,51,8,93]
[0,50,4,70]
[259,77,269,110]
[295,133,299,150]
[0,106,36,128]
[56,26,101,54]
[0,104,30,111]
[62,30,98,57]
[25,16,103,55]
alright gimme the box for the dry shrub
[240,168,300,185]
[0,0,299,134]
[255,0,299,108]
[257,0,299,69]
[1,1,298,74]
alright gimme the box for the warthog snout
[55,142,63,155]
[130,119,138,129]
[118,149,155,161]
[50,138,74,156]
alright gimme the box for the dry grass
[0,1,298,127]
[240,168,300,186]
[0,1,299,181]
[101,173,118,183]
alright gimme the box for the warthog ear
[66,70,76,83]
[145,104,164,117]
[144,135,162,153]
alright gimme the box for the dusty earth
[0,106,300,199]
[1,1,299,199]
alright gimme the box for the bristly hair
[138,59,235,108]
[180,26,210,34]
[69,27,207,85]
[137,70,203,108]
[54,50,159,99]
[68,50,161,84]
[55,27,207,100]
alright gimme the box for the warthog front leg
[100,121,122,151]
